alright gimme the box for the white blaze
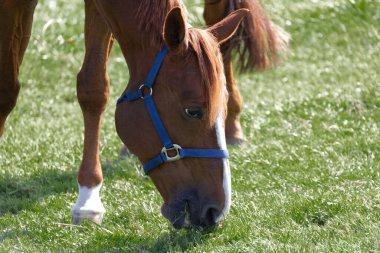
[215,114,231,222]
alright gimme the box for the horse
[0,0,288,229]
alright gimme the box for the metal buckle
[161,144,182,162]
[139,84,153,99]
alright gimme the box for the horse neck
[113,0,179,89]
[122,42,161,89]
[116,18,164,89]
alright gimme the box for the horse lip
[161,202,187,229]
[172,213,187,229]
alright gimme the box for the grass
[1,0,379,252]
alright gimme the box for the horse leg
[0,1,37,138]
[71,0,113,224]
[204,0,245,144]
[222,51,244,144]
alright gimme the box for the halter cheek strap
[117,46,229,174]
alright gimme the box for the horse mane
[187,28,227,127]
[136,0,182,47]
[136,0,227,127]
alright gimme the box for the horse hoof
[71,210,104,225]
[71,183,105,225]
[226,137,245,146]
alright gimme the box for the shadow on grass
[83,227,216,252]
[0,157,140,216]
[0,169,77,215]
[141,227,217,252]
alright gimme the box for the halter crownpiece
[117,46,229,174]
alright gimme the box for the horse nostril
[201,206,220,227]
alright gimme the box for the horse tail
[206,0,290,72]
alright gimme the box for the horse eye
[183,108,203,119]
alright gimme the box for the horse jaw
[215,114,231,222]
[71,182,105,224]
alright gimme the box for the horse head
[116,7,248,229]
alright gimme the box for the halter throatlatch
[117,46,229,174]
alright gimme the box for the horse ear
[207,9,249,44]
[163,7,188,53]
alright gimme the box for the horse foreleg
[0,1,37,138]
[71,0,113,224]
[223,52,244,144]
[204,0,245,144]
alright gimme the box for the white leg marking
[71,182,105,224]
[215,114,231,222]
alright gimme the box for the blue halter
[117,46,229,174]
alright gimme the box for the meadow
[0,0,379,252]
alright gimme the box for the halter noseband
[117,46,229,174]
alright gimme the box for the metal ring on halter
[139,84,153,100]
[161,144,182,162]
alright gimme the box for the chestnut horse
[0,0,287,229]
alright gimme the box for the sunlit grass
[1,0,379,252]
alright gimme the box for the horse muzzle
[161,190,224,229]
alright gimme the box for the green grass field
[1,0,379,252]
